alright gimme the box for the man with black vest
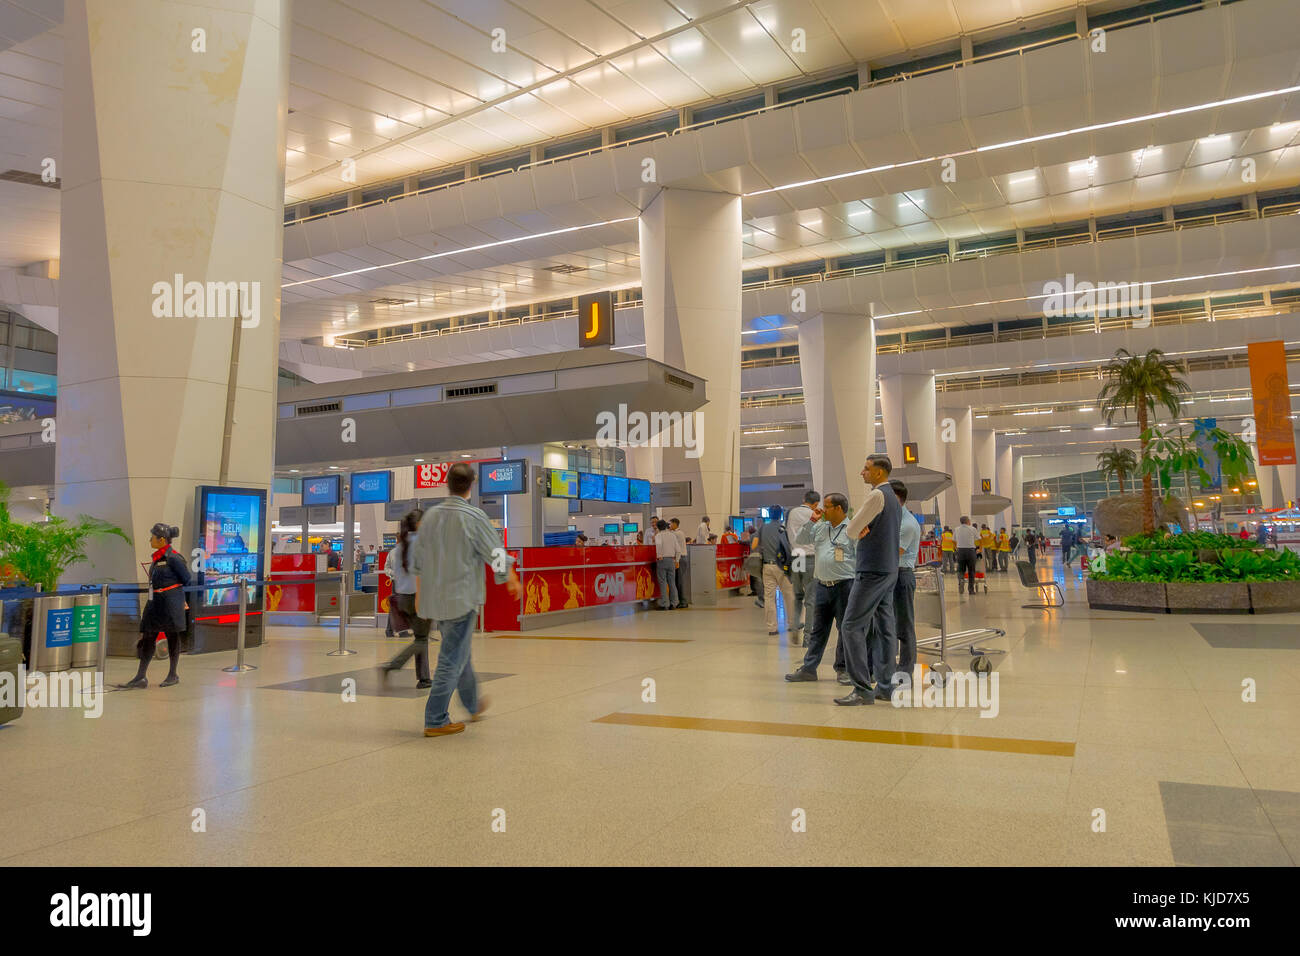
[834,455,903,706]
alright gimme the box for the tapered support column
[880,373,938,473]
[55,0,291,582]
[639,188,741,528]
[940,406,972,522]
[798,312,876,504]
[997,444,1015,525]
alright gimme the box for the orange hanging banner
[1247,340,1296,466]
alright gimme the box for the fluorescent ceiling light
[1077,407,1094,412]
[1197,133,1230,144]
[1068,156,1097,174]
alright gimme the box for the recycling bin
[32,594,77,672]
[71,592,103,668]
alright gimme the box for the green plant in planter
[1094,547,1300,582]
[1138,423,1254,507]
[1122,531,1256,551]
[0,481,131,593]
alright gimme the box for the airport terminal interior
[2,0,1300,873]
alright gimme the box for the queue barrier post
[96,584,110,678]
[222,584,257,673]
[327,573,355,657]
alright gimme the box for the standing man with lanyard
[412,463,521,737]
[834,456,902,706]
[670,518,690,609]
[954,516,979,595]
[784,492,854,684]
[785,490,820,643]
[892,481,921,688]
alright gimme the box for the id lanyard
[828,523,849,565]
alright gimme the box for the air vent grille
[545,264,586,274]
[369,297,414,306]
[664,372,694,390]
[0,169,59,189]
[446,383,498,399]
[296,401,342,415]
[782,483,807,489]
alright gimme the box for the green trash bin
[71,594,103,668]
[0,632,22,725]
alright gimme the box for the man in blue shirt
[412,463,521,737]
[784,492,855,683]
[892,480,921,686]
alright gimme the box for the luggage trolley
[912,565,1006,687]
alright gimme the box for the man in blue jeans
[411,463,521,737]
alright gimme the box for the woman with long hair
[118,522,191,689]
[378,508,433,688]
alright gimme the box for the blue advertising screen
[622,523,639,533]
[579,472,605,500]
[195,486,265,608]
[351,471,392,504]
[301,474,341,506]
[628,478,651,504]
[605,475,630,503]
[730,516,746,534]
[602,523,620,534]
[1057,506,1077,517]
[480,459,528,495]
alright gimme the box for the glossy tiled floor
[3,557,1298,866]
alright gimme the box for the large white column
[940,406,972,522]
[997,444,1015,525]
[798,311,876,504]
[1013,453,1026,528]
[973,428,997,501]
[639,188,741,529]
[55,0,290,582]
[879,373,938,472]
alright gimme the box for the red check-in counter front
[713,542,748,591]
[484,545,659,631]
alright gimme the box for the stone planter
[1248,581,1300,613]
[1086,579,1167,612]
[1165,582,1251,614]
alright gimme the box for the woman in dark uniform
[118,522,191,689]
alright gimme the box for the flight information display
[604,475,629,503]
[548,469,579,498]
[579,472,605,500]
[628,478,651,504]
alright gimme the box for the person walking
[754,506,796,640]
[892,481,921,688]
[118,523,191,689]
[1025,529,1038,567]
[1060,527,1073,568]
[1009,528,1021,563]
[669,518,691,609]
[784,493,854,684]
[742,525,763,602]
[940,525,956,573]
[379,508,433,689]
[653,519,682,610]
[785,490,820,642]
[834,456,903,706]
[954,515,979,595]
[411,463,521,737]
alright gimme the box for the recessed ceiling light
[1197,133,1230,144]
[414,458,424,462]
[329,465,340,469]
[289,469,299,473]
[460,454,472,458]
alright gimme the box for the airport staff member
[785,490,821,640]
[893,482,921,685]
[835,456,902,706]
[954,516,979,594]
[696,516,711,542]
[670,518,690,609]
[412,462,521,738]
[653,519,682,610]
[996,528,1011,572]
[784,492,854,684]
[940,526,956,573]
[979,524,995,569]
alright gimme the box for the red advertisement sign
[415,458,501,488]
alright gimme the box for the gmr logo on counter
[593,571,625,599]
[50,886,151,936]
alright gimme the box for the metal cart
[913,564,1006,686]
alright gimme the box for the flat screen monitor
[604,475,629,503]
[548,469,579,499]
[579,472,605,500]
[623,523,639,534]
[193,485,266,609]
[602,523,620,535]
[1057,506,1077,516]
[730,516,746,534]
[480,459,528,495]
[350,470,392,504]
[628,478,651,504]
[301,474,341,506]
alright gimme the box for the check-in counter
[688,543,748,605]
[483,545,659,631]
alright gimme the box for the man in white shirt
[653,519,683,609]
[784,490,820,639]
[696,516,711,543]
[670,518,691,608]
[953,516,979,595]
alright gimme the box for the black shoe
[160,675,179,687]
[873,689,893,703]
[677,604,689,609]
[768,630,778,636]
[116,677,148,689]
[784,669,817,682]
[833,689,874,705]
[754,600,765,609]
[835,672,853,685]
[416,679,432,689]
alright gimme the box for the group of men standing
[769,455,922,705]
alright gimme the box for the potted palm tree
[1097,348,1192,534]
[1096,445,1138,496]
